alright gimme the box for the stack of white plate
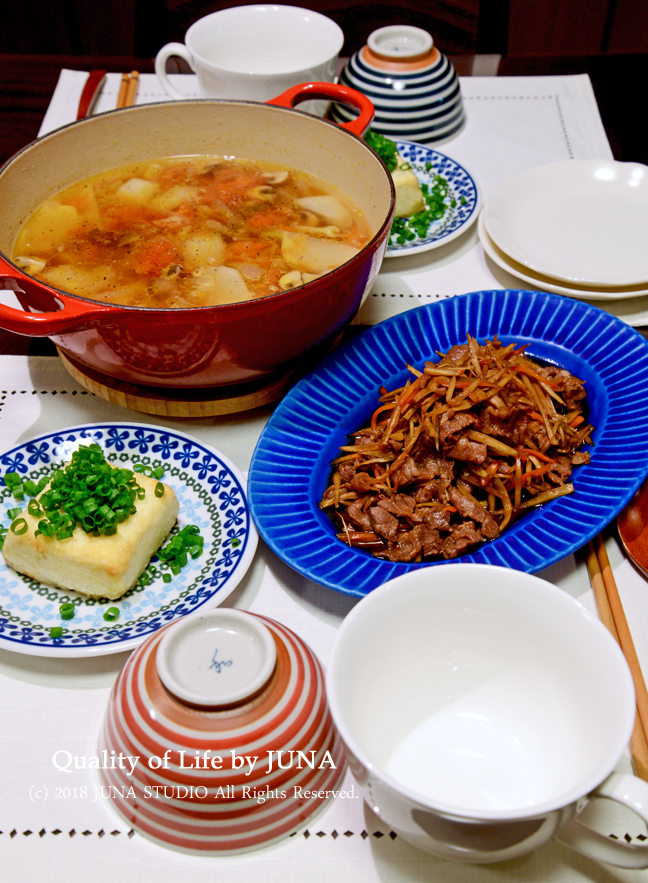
[479,160,648,326]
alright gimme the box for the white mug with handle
[155,4,344,110]
[327,564,648,867]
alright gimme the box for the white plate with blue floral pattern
[0,423,257,657]
[385,141,480,257]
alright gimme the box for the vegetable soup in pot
[12,154,373,309]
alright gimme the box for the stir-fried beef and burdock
[319,336,594,562]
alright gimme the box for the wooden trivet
[57,350,308,418]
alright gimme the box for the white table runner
[1,356,648,883]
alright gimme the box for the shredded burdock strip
[319,336,594,563]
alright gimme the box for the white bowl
[326,564,648,866]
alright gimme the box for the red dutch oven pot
[0,83,394,389]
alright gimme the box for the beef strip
[376,525,426,562]
[415,482,448,502]
[421,526,445,558]
[345,500,373,532]
[338,460,360,483]
[538,367,587,409]
[445,344,471,363]
[443,522,484,558]
[421,507,452,532]
[446,437,488,463]
[439,412,476,444]
[546,455,573,485]
[376,494,417,519]
[447,487,499,539]
[369,506,399,541]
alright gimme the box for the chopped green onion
[103,607,119,622]
[152,467,165,479]
[154,482,165,498]
[7,507,22,520]
[162,573,172,583]
[364,129,399,172]
[23,478,47,497]
[50,627,64,638]
[3,473,26,499]
[3,472,21,488]
[59,602,75,620]
[10,518,28,535]
[13,444,145,542]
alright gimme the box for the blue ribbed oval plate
[248,290,648,597]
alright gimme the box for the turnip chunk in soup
[12,155,373,308]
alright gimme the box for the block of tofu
[2,471,179,600]
[392,163,426,218]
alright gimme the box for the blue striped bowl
[331,26,465,145]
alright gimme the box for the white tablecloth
[1,71,646,882]
[1,358,647,883]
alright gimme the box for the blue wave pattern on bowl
[0,423,256,654]
[248,291,648,597]
[332,49,465,144]
[387,142,479,255]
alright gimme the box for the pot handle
[266,82,374,137]
[0,257,119,336]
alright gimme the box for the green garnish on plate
[363,129,399,172]
[364,129,455,246]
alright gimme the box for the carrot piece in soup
[248,208,291,228]
[346,226,369,249]
[156,163,195,187]
[176,203,197,219]
[132,236,181,276]
[72,240,106,263]
[201,171,262,207]
[104,203,168,230]
[226,240,273,259]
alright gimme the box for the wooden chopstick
[586,537,648,780]
[116,71,140,109]
[116,72,130,108]
[125,70,140,107]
